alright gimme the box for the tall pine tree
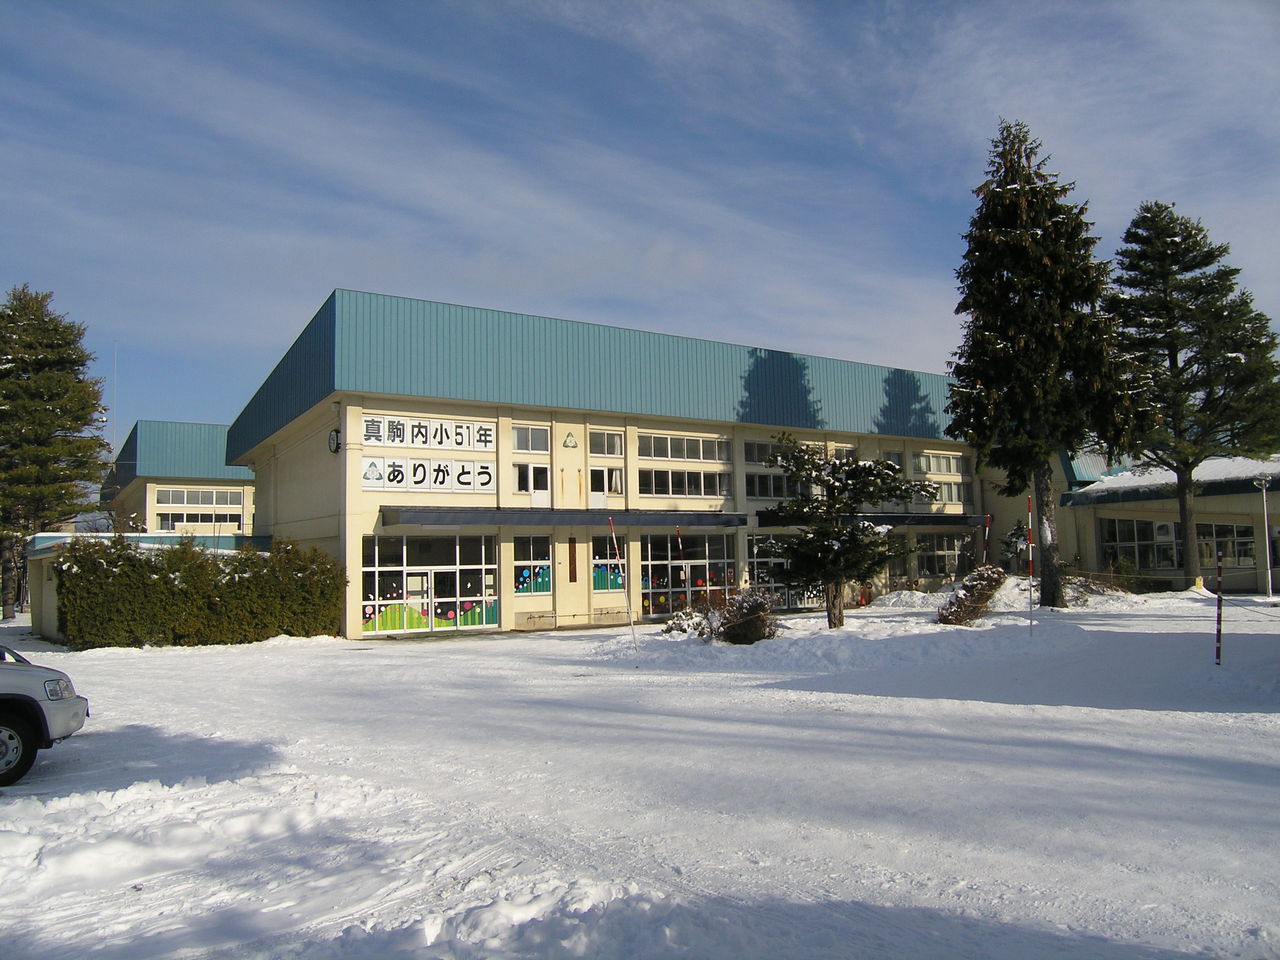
[947,120,1135,607]
[1104,201,1280,587]
[0,285,109,618]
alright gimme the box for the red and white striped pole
[609,517,639,654]
[1215,550,1223,666]
[1026,496,1034,579]
[1027,496,1035,633]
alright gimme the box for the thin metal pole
[112,341,118,451]
[1026,496,1034,579]
[1263,483,1273,600]
[1026,496,1034,636]
[1215,550,1223,666]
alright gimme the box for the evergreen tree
[766,433,934,628]
[0,285,109,618]
[1000,520,1028,574]
[1105,201,1280,587]
[946,120,1135,608]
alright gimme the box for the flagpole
[1027,495,1034,636]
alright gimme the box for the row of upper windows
[156,488,244,506]
[157,512,243,530]
[372,417,969,474]
[509,466,971,503]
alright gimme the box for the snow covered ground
[2,582,1277,959]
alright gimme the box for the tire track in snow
[2,771,539,960]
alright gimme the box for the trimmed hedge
[54,537,345,649]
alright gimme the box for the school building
[101,420,255,536]
[217,289,1013,638]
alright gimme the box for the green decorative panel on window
[591,536,626,591]
[514,536,552,594]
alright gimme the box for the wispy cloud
[1,0,1276,443]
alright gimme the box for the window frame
[589,466,624,495]
[588,430,624,457]
[514,463,550,493]
[513,535,553,595]
[512,424,551,453]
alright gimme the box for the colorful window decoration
[361,535,498,634]
[639,534,735,616]
[591,536,626,591]
[514,536,552,594]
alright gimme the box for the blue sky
[3,0,1278,451]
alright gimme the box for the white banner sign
[362,457,496,492]
[361,416,497,452]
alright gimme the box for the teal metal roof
[228,290,955,462]
[1059,450,1135,490]
[107,421,254,495]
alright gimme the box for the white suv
[0,644,89,786]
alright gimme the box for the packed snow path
[2,586,1277,959]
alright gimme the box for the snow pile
[986,576,1037,611]
[423,881,744,960]
[868,589,947,610]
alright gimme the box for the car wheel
[0,715,38,786]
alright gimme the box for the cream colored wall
[247,392,1005,636]
[337,399,981,531]
[1072,491,1277,592]
[109,477,256,535]
[27,557,62,642]
[979,470,1029,566]
[244,406,344,548]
